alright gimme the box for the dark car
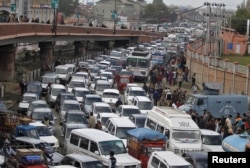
[182,152,208,168]
[26,81,42,98]
[55,93,77,112]
[61,110,88,126]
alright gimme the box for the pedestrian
[108,151,116,168]
[88,112,96,128]
[143,82,148,94]
[177,72,184,89]
[95,120,102,130]
[191,84,198,94]
[153,90,160,106]
[2,139,16,158]
[225,115,233,129]
[42,115,50,127]
[191,73,196,87]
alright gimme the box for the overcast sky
[83,0,242,10]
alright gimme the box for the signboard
[11,4,16,12]
[51,0,59,8]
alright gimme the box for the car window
[151,156,160,168]
[90,141,98,153]
[74,161,81,168]
[70,134,80,146]
[79,137,89,150]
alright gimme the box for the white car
[73,72,89,85]
[46,84,66,108]
[30,122,59,150]
[100,71,114,86]
[27,100,48,117]
[18,92,39,115]
[95,80,111,96]
[72,87,90,103]
[116,105,141,118]
[124,86,146,105]
[96,112,120,130]
[92,102,112,118]
[67,78,85,93]
[90,76,108,94]
[59,100,81,120]
[101,89,119,109]
[200,129,224,152]
[29,107,56,126]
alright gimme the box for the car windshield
[52,88,66,96]
[32,112,53,121]
[95,106,112,113]
[36,126,52,136]
[138,101,153,110]
[101,117,109,125]
[26,129,40,139]
[202,135,222,145]
[55,68,67,74]
[85,98,102,105]
[172,130,200,142]
[66,114,88,124]
[134,117,146,128]
[75,90,89,97]
[119,71,133,76]
[99,140,126,155]
[129,90,146,96]
[29,103,47,111]
[69,81,85,88]
[23,96,37,103]
[63,103,80,111]
[116,127,135,139]
[62,95,77,102]
[93,78,107,84]
[27,85,41,93]
[101,73,112,79]
[110,51,122,58]
[89,67,99,73]
[42,77,56,84]
[123,109,140,116]
[96,84,110,91]
[83,161,103,168]
[75,73,88,78]
[102,92,119,98]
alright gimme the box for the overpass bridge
[0,23,162,81]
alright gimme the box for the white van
[145,106,202,155]
[66,128,141,167]
[148,151,192,168]
[55,65,71,84]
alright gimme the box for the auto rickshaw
[116,75,133,92]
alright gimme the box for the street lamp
[113,0,117,34]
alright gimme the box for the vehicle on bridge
[126,48,151,81]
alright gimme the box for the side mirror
[94,151,100,155]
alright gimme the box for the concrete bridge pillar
[39,42,53,72]
[74,41,85,57]
[0,44,16,81]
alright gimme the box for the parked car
[61,153,103,168]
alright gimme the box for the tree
[144,2,177,23]
[58,0,78,17]
[231,8,250,34]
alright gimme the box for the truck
[6,148,48,168]
[178,82,249,119]
[127,128,166,168]
[0,112,39,142]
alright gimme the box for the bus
[126,48,151,81]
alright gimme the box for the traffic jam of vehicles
[1,25,250,168]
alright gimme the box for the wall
[187,43,250,95]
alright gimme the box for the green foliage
[144,2,177,23]
[58,0,78,17]
[231,8,250,34]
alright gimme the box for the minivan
[55,65,71,84]
[66,128,141,167]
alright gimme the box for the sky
[146,0,242,10]
[83,0,243,10]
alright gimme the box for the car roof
[65,153,99,162]
[120,105,140,109]
[65,123,88,128]
[23,92,38,97]
[63,100,80,104]
[96,80,110,84]
[129,87,144,91]
[130,114,147,118]
[60,93,75,96]
[100,71,112,75]
[33,107,52,113]
[69,79,85,82]
[152,151,191,166]
[93,102,111,107]
[73,87,89,91]
[66,110,85,115]
[30,100,47,104]
[55,65,70,69]
[71,128,121,142]
[85,94,101,98]
[99,113,120,118]
[42,72,58,77]
[200,129,220,136]
[27,81,41,85]
[51,84,66,89]
[103,89,119,94]
[108,118,136,127]
[134,96,151,101]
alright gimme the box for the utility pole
[113,0,117,34]
[78,4,80,26]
